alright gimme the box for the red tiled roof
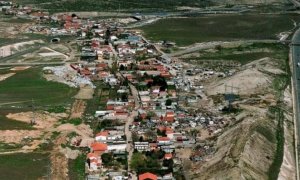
[87,153,97,159]
[164,153,173,159]
[157,137,170,141]
[91,142,107,151]
[96,131,109,137]
[139,172,157,180]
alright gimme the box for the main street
[291,29,300,180]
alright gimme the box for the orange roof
[157,137,170,141]
[91,142,108,151]
[139,172,157,180]
[87,153,97,159]
[96,131,109,137]
[164,153,173,159]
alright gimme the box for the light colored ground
[206,58,281,95]
[0,73,15,81]
[10,66,31,71]
[176,148,192,159]
[6,112,67,129]
[69,100,86,119]
[74,85,94,100]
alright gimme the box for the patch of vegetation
[68,118,82,126]
[141,14,298,46]
[47,105,66,113]
[267,107,284,180]
[0,67,77,107]
[0,111,34,130]
[85,81,109,116]
[50,131,61,140]
[68,154,86,180]
[0,142,22,152]
[186,43,289,65]
[254,125,275,143]
[17,0,213,13]
[0,153,50,179]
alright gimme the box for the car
[298,62,300,67]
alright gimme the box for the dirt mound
[6,111,67,129]
[0,130,40,143]
[56,123,93,138]
[70,100,86,119]
[206,58,282,96]
[0,73,15,82]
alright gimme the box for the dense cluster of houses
[0,2,235,178]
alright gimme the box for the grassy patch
[68,154,86,180]
[0,142,22,152]
[267,107,284,180]
[16,0,213,12]
[141,14,298,46]
[185,43,289,65]
[0,115,34,130]
[0,153,50,180]
[47,105,66,113]
[0,67,77,107]
[254,125,275,143]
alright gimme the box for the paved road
[291,29,300,180]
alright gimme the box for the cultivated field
[141,14,298,46]
[0,153,50,179]
[0,67,77,107]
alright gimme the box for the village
[0,1,294,180]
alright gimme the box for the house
[90,142,108,155]
[164,111,175,122]
[87,153,102,171]
[134,142,150,152]
[107,142,127,152]
[95,131,109,141]
[139,172,157,180]
[164,153,173,160]
[157,137,171,145]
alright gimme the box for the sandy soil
[6,112,67,129]
[10,66,31,71]
[74,85,94,100]
[176,148,192,159]
[206,58,278,96]
[0,73,15,81]
[0,130,40,143]
[70,100,86,119]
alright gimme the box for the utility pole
[30,99,36,126]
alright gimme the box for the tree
[190,129,200,138]
[165,99,172,106]
[130,152,146,171]
[215,45,222,51]
[101,153,113,166]
[163,159,174,169]
[119,64,125,71]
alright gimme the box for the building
[134,142,150,152]
[138,172,157,180]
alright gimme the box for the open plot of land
[15,0,213,12]
[182,43,289,65]
[141,14,298,46]
[0,67,77,107]
[0,153,50,180]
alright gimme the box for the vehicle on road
[298,62,300,67]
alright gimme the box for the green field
[15,0,213,12]
[184,43,289,65]
[0,67,77,106]
[0,153,50,179]
[141,14,299,46]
